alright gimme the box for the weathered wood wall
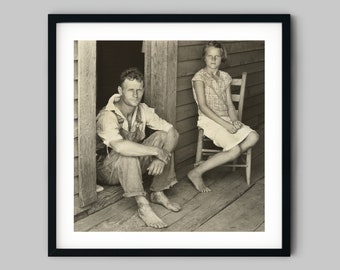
[175,41,265,169]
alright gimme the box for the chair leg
[195,128,204,167]
[246,148,252,185]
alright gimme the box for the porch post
[77,41,97,207]
[144,41,178,126]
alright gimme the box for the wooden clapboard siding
[177,128,198,149]
[74,157,79,176]
[74,176,79,197]
[74,80,78,99]
[74,138,78,157]
[175,41,265,168]
[176,103,197,121]
[74,60,78,80]
[176,88,195,107]
[178,41,264,62]
[74,119,78,138]
[175,142,197,164]
[244,93,264,109]
[74,41,79,195]
[74,40,78,60]
[178,53,263,77]
[74,99,78,119]
[222,62,264,78]
[176,116,197,134]
[243,103,264,123]
[177,76,193,92]
[246,81,265,97]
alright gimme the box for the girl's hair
[119,67,144,86]
[202,41,227,63]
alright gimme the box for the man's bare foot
[150,191,181,212]
[187,169,211,193]
[137,204,168,229]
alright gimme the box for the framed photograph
[48,14,290,256]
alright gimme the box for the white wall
[1,0,339,269]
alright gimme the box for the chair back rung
[222,164,248,168]
[231,94,240,102]
[202,149,221,153]
[231,78,242,86]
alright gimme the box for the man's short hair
[119,67,144,86]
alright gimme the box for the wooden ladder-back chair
[194,72,253,185]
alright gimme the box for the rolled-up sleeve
[96,110,123,146]
[222,71,232,86]
[192,71,204,83]
[141,103,173,132]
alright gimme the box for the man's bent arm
[109,127,178,160]
[110,139,159,157]
[147,127,179,175]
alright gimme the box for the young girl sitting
[187,41,259,193]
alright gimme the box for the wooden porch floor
[74,152,264,232]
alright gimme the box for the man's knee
[145,131,167,147]
[154,130,167,140]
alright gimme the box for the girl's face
[204,47,222,70]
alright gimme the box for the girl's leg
[239,131,259,153]
[187,145,241,192]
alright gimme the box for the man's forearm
[110,139,159,157]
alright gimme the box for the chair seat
[201,135,248,155]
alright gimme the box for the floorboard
[255,222,265,231]
[196,178,264,231]
[165,173,248,231]
[75,197,135,231]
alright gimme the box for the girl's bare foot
[150,191,181,212]
[137,204,168,229]
[187,169,211,193]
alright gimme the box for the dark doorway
[96,41,144,112]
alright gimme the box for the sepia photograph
[74,40,265,232]
[49,14,290,255]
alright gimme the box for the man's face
[118,79,144,107]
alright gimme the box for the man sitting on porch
[96,67,181,229]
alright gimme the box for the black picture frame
[48,14,290,256]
